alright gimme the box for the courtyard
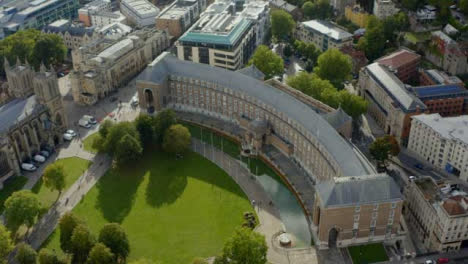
[43,150,254,263]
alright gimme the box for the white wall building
[296,20,353,52]
[408,114,468,181]
[120,0,160,27]
[90,11,127,27]
[373,0,399,19]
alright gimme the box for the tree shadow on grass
[95,162,146,223]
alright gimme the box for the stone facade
[69,28,170,105]
[0,60,67,188]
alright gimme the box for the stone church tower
[4,58,35,98]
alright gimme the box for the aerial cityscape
[0,0,468,264]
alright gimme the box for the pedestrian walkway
[192,139,318,264]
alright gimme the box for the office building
[296,20,353,52]
[156,0,207,39]
[120,0,160,27]
[373,0,398,19]
[376,48,421,83]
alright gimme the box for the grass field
[348,243,389,264]
[32,157,92,209]
[43,151,253,264]
[83,133,100,154]
[0,176,28,213]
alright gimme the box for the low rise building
[0,0,80,39]
[345,4,370,28]
[0,59,67,188]
[269,0,301,20]
[408,114,468,181]
[120,0,160,27]
[156,0,207,39]
[426,31,468,76]
[69,28,170,105]
[405,177,468,252]
[376,48,421,83]
[373,0,398,19]
[296,20,353,52]
[313,174,404,249]
[43,20,99,50]
[90,11,127,27]
[97,22,133,40]
[410,85,468,117]
[78,0,112,27]
[419,69,464,87]
[176,0,269,70]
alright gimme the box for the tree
[99,120,114,138]
[87,243,114,264]
[114,134,143,166]
[302,0,332,19]
[270,10,295,40]
[43,163,66,197]
[98,223,130,262]
[70,224,95,264]
[287,72,334,98]
[283,44,293,57]
[59,212,83,253]
[357,16,386,61]
[248,45,283,79]
[369,135,400,169]
[153,109,177,142]
[461,0,468,15]
[31,34,66,68]
[401,0,423,11]
[163,124,191,154]
[102,121,140,155]
[216,228,267,264]
[38,248,67,264]
[4,190,41,235]
[135,114,155,146]
[314,49,352,89]
[15,243,37,264]
[338,90,368,119]
[0,224,13,264]
[293,40,320,63]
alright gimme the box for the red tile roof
[377,49,421,70]
[442,197,468,216]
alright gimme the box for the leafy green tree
[358,16,386,61]
[38,248,67,264]
[283,44,293,57]
[314,49,352,89]
[70,224,95,264]
[270,10,295,40]
[115,134,143,166]
[87,243,114,264]
[369,135,400,169]
[293,40,320,63]
[216,228,267,264]
[43,163,66,198]
[401,0,423,11]
[0,224,13,264]
[99,120,114,138]
[15,243,37,264]
[102,121,140,155]
[135,114,155,146]
[338,90,368,119]
[31,34,66,68]
[287,72,334,98]
[248,45,283,79]
[153,109,177,142]
[98,223,130,263]
[59,212,83,253]
[4,190,41,235]
[163,124,191,154]
[302,0,332,19]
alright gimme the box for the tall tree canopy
[163,124,192,154]
[59,212,83,253]
[357,16,386,61]
[70,224,96,264]
[369,135,400,168]
[153,109,177,142]
[43,163,66,197]
[4,190,41,235]
[302,0,333,19]
[248,45,283,79]
[0,224,13,264]
[98,223,130,262]
[270,10,295,40]
[114,134,143,166]
[15,243,37,264]
[314,49,352,89]
[38,248,67,264]
[87,243,114,264]
[214,228,267,264]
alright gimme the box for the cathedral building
[0,59,67,189]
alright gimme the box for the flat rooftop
[301,20,352,41]
[122,0,159,16]
[412,84,467,98]
[412,113,468,144]
[157,0,198,19]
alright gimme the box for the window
[391,202,397,209]
[354,215,360,222]
[355,206,360,212]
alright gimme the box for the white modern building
[408,114,468,181]
[78,0,112,26]
[120,0,160,27]
[176,0,269,70]
[373,0,399,19]
[296,20,353,52]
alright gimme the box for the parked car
[21,163,37,171]
[409,176,416,181]
[66,129,77,137]
[437,258,449,264]
[78,119,91,128]
[414,163,424,170]
[131,96,139,107]
[425,260,435,264]
[39,150,50,158]
[33,154,46,163]
[63,133,74,141]
[82,115,97,125]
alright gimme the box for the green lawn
[83,132,100,154]
[43,151,253,264]
[0,176,27,213]
[348,243,389,264]
[404,32,430,44]
[32,158,92,209]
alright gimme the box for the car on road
[131,95,139,107]
[66,129,77,137]
[437,258,449,264]
[425,260,434,264]
[33,154,46,163]
[63,133,74,141]
[409,176,416,181]
[79,119,92,128]
[21,163,37,171]
[39,150,50,158]
[82,115,97,125]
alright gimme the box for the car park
[21,163,37,171]
[33,154,46,163]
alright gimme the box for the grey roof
[301,20,352,41]
[237,65,265,80]
[365,63,426,112]
[0,95,44,134]
[270,0,298,12]
[137,52,370,176]
[316,174,402,207]
[43,25,96,37]
[323,107,351,130]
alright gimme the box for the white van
[79,119,91,128]
[82,115,97,125]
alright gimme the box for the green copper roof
[179,19,252,46]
